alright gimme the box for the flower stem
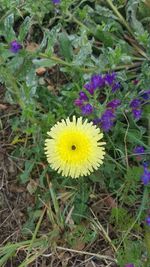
[106,0,133,36]
[39,53,142,73]
[106,0,149,59]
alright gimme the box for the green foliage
[110,207,140,232]
[119,167,143,205]
[66,224,97,248]
[117,239,144,267]
[0,0,150,266]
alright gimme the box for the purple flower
[132,109,142,120]
[133,146,145,155]
[124,264,134,267]
[112,82,121,92]
[84,82,95,95]
[141,166,150,185]
[107,99,121,109]
[81,103,93,115]
[100,109,116,132]
[79,91,88,101]
[93,118,101,125]
[10,40,22,53]
[91,74,105,89]
[146,216,150,226]
[74,99,83,107]
[139,89,150,100]
[52,0,60,4]
[142,161,149,167]
[104,72,116,86]
[130,99,141,108]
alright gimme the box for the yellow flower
[45,116,106,178]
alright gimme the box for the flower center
[71,145,76,150]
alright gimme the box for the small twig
[65,205,74,224]
[56,246,117,263]
[90,209,117,253]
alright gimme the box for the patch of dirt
[0,85,35,267]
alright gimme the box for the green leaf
[19,16,32,42]
[4,13,16,41]
[59,32,73,62]
[20,160,35,183]
[126,0,145,34]
[32,58,55,67]
[95,25,116,46]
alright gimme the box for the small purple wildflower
[84,82,95,95]
[133,146,145,155]
[91,74,105,89]
[79,91,88,101]
[112,82,121,92]
[124,264,134,267]
[141,166,150,185]
[10,40,22,53]
[52,0,61,4]
[100,109,116,132]
[74,99,83,107]
[132,109,142,120]
[130,99,141,108]
[81,103,93,115]
[104,72,116,86]
[142,161,149,167]
[139,89,150,100]
[146,216,150,226]
[107,99,121,109]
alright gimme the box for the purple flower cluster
[84,74,105,95]
[139,89,150,100]
[74,74,150,131]
[133,146,145,155]
[130,98,142,120]
[141,164,150,185]
[146,216,150,226]
[81,103,93,115]
[74,90,93,116]
[94,99,121,132]
[106,99,121,109]
[84,72,120,95]
[100,109,116,132]
[10,40,22,53]
[74,72,121,118]
[129,89,150,120]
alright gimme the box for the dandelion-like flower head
[45,116,106,178]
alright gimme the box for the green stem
[39,53,142,73]
[106,0,134,36]
[106,154,126,172]
[106,0,148,59]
